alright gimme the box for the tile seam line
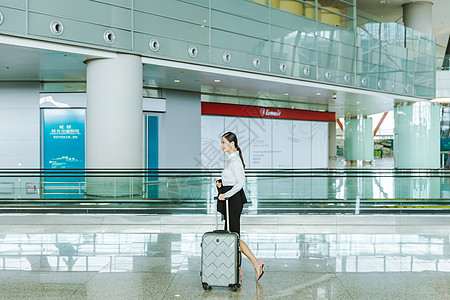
[316,245,355,300]
[66,234,143,299]
[160,225,203,299]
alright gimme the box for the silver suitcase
[201,197,241,291]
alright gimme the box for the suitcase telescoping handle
[214,196,230,231]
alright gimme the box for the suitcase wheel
[202,283,211,291]
[231,284,238,292]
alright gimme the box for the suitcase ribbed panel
[201,231,239,287]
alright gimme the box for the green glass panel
[338,43,355,59]
[96,0,131,7]
[395,104,440,168]
[28,12,132,50]
[296,47,317,64]
[318,53,338,68]
[270,41,294,59]
[271,41,317,64]
[134,0,209,25]
[41,82,87,93]
[337,56,354,73]
[182,0,209,6]
[212,29,270,56]
[0,6,26,34]
[134,32,209,63]
[335,27,355,45]
[212,10,268,40]
[134,11,209,45]
[316,36,331,53]
[29,0,131,29]
[271,58,316,79]
[0,0,25,9]
[211,47,269,73]
[271,25,316,50]
[335,70,354,85]
[318,67,336,82]
[212,0,269,23]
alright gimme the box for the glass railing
[1,169,450,214]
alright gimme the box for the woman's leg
[240,239,262,276]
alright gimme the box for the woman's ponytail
[236,146,246,169]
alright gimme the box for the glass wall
[0,0,435,98]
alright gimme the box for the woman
[216,131,267,282]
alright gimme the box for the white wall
[0,82,40,168]
[201,115,329,169]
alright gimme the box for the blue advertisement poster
[42,109,85,198]
[146,116,159,198]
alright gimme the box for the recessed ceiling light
[174,80,180,83]
[214,79,220,83]
[316,92,321,96]
[431,98,450,103]
[356,102,360,104]
[284,93,289,95]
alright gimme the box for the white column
[86,54,143,169]
[344,116,373,167]
[403,1,433,36]
[328,121,337,160]
[394,102,440,169]
[86,54,143,197]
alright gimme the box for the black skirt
[216,185,247,236]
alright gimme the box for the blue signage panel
[42,109,86,198]
[43,109,85,169]
[146,116,159,198]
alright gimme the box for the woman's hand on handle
[218,194,226,201]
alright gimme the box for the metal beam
[374,112,388,136]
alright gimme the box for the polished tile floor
[1,214,450,299]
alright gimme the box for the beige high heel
[255,260,267,282]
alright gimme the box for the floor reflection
[1,232,450,273]
[0,230,450,299]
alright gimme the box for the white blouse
[221,151,246,198]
